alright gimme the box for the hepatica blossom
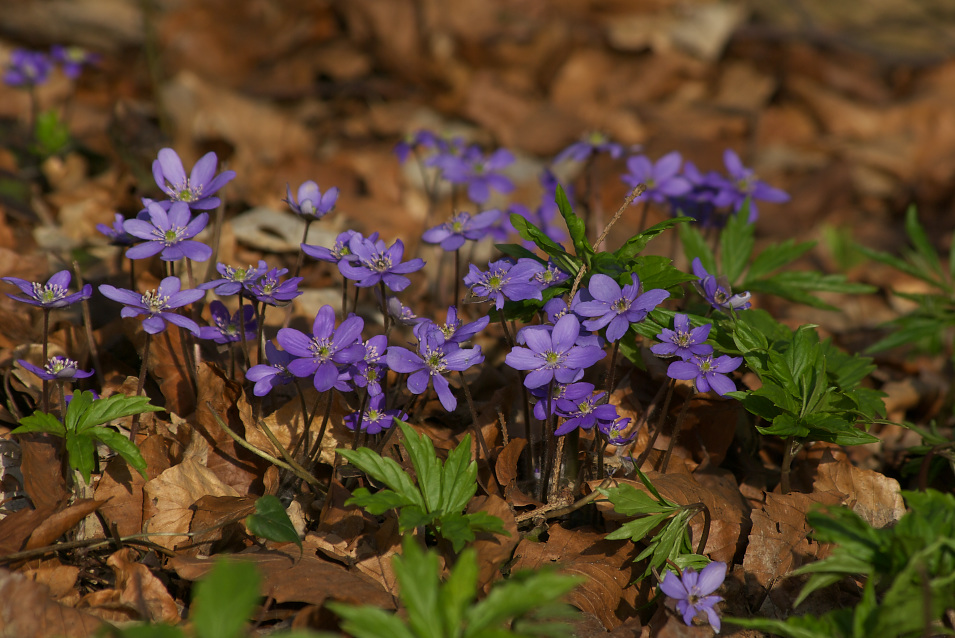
[711,149,790,222]
[200,261,269,296]
[437,145,515,204]
[3,49,52,87]
[505,314,605,389]
[422,209,500,251]
[286,180,338,221]
[429,306,488,344]
[18,356,94,381]
[667,353,742,396]
[302,230,365,267]
[659,562,726,633]
[96,213,136,246]
[692,258,751,312]
[198,301,256,344]
[344,393,406,434]
[246,342,295,397]
[152,148,235,210]
[337,235,424,292]
[248,267,302,306]
[123,201,212,262]
[575,273,669,342]
[50,45,98,79]
[599,417,636,446]
[555,389,619,435]
[650,314,713,360]
[279,305,364,392]
[463,258,544,310]
[553,131,625,164]
[2,270,92,309]
[98,276,203,335]
[621,152,692,204]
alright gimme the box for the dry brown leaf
[25,499,103,550]
[103,547,180,623]
[512,525,647,631]
[21,560,80,601]
[187,495,257,556]
[17,432,70,511]
[0,504,58,555]
[495,437,526,490]
[810,447,906,529]
[467,495,518,593]
[143,459,240,551]
[142,308,197,418]
[0,568,104,637]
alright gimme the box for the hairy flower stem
[539,381,556,502]
[457,371,490,461]
[351,390,369,451]
[341,277,349,316]
[605,341,620,398]
[780,436,804,495]
[41,308,50,414]
[129,332,152,441]
[73,260,103,389]
[378,281,390,333]
[659,389,694,473]
[687,502,712,554]
[254,302,266,366]
[637,199,651,234]
[548,429,565,503]
[635,379,675,469]
[307,391,335,467]
[454,247,461,308]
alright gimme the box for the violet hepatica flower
[691,258,751,312]
[387,324,483,412]
[532,381,593,421]
[123,201,212,262]
[350,334,388,396]
[650,314,713,360]
[345,393,407,434]
[286,180,339,221]
[198,300,256,344]
[659,562,726,633]
[555,389,618,435]
[199,261,269,297]
[422,209,500,251]
[246,342,295,397]
[302,230,367,267]
[505,314,605,390]
[248,267,303,306]
[621,151,692,204]
[96,213,136,246]
[438,146,515,205]
[553,131,625,164]
[712,149,790,222]
[667,353,742,396]
[2,270,92,309]
[152,148,236,210]
[430,306,489,345]
[3,49,52,87]
[599,417,635,446]
[50,45,98,79]
[279,305,365,393]
[337,235,424,292]
[463,258,545,310]
[394,129,441,164]
[385,294,426,327]
[99,276,203,335]
[575,273,670,343]
[18,356,94,382]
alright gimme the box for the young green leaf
[66,434,96,485]
[719,207,755,285]
[678,217,717,275]
[245,494,302,554]
[554,184,592,260]
[12,411,66,436]
[338,447,426,512]
[88,426,148,479]
[190,559,262,638]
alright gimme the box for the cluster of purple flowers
[651,313,742,396]
[3,45,98,87]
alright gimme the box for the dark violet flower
[286,180,338,221]
[650,314,713,360]
[344,393,406,434]
[246,342,295,397]
[278,305,365,393]
[350,334,388,396]
[123,201,212,262]
[98,276,203,335]
[599,417,635,446]
[691,258,751,312]
[531,381,593,421]
[3,49,52,87]
[437,146,515,204]
[422,209,500,251]
[430,306,488,345]
[2,270,92,309]
[199,261,269,296]
[532,261,570,289]
[17,356,94,381]
[711,149,790,222]
[575,273,669,342]
[667,353,742,396]
[463,258,545,310]
[152,148,236,210]
[505,314,605,389]
[337,235,424,292]
[386,324,483,412]
[553,132,625,164]
[621,151,692,204]
[50,45,98,79]
[659,562,726,633]
[667,161,725,226]
[554,390,618,435]
[96,213,136,246]
[198,300,256,344]
[248,267,303,306]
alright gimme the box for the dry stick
[658,388,694,473]
[457,371,490,461]
[515,477,614,524]
[128,333,152,441]
[548,431,566,503]
[72,260,104,389]
[779,436,804,495]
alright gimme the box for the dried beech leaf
[105,547,180,623]
[0,568,104,637]
[25,499,103,550]
[466,494,518,593]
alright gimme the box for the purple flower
[505,314,605,389]
[302,230,367,267]
[711,149,790,221]
[198,300,256,344]
[2,270,92,309]
[96,213,136,246]
[50,45,98,79]
[429,306,488,345]
[337,235,424,292]
[248,267,302,306]
[152,148,236,210]
[553,132,625,164]
[385,294,426,327]
[667,353,742,396]
[199,261,269,296]
[98,276,203,335]
[278,305,365,392]
[532,261,570,289]
[554,390,618,435]
[463,258,545,310]
[574,273,669,342]
[394,129,441,164]
[3,49,52,87]
[123,201,212,262]
[531,381,593,421]
[437,146,515,204]
[17,356,94,382]
[599,417,635,446]
[350,334,388,396]
[691,258,751,312]
[246,342,295,397]
[285,181,338,221]
[650,314,713,360]
[344,393,406,434]
[386,325,483,412]
[422,210,500,251]
[659,562,726,633]
[621,152,692,204]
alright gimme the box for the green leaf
[604,512,671,542]
[466,568,583,637]
[75,393,163,433]
[746,239,816,281]
[494,242,540,261]
[13,411,66,437]
[442,434,478,514]
[601,482,674,516]
[398,420,443,515]
[463,510,508,537]
[190,559,262,638]
[508,214,567,260]
[326,602,416,638]
[64,390,96,434]
[439,548,479,636]
[88,426,148,479]
[66,433,96,485]
[32,108,71,157]
[720,207,755,285]
[678,217,717,275]
[630,255,696,292]
[347,487,417,516]
[397,505,436,531]
[245,495,302,554]
[435,512,477,553]
[394,537,443,638]
[612,217,689,261]
[903,204,945,283]
[338,447,426,511]
[554,184,592,259]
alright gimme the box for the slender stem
[457,371,490,460]
[129,332,152,441]
[350,390,369,450]
[548,431,565,503]
[659,389,694,473]
[634,378,675,468]
[596,433,606,480]
[378,281,390,333]
[307,391,335,465]
[780,436,804,495]
[255,301,266,366]
[540,380,556,502]
[454,248,461,307]
[41,308,50,414]
[294,221,311,280]
[497,311,514,348]
[637,199,650,234]
[691,502,711,555]
[341,277,349,316]
[128,257,136,291]
[605,341,620,397]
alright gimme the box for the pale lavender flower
[659,562,726,633]
[437,146,515,204]
[2,270,92,309]
[554,389,618,435]
[98,276,203,335]
[429,306,489,344]
[248,267,302,306]
[3,49,52,87]
[394,129,441,164]
[621,151,692,204]
[531,381,593,421]
[152,148,236,210]
[599,417,635,446]
[96,213,136,246]
[650,314,713,360]
[422,209,500,251]
[123,201,211,262]
[17,356,94,381]
[505,314,605,389]
[574,273,669,342]
[278,305,365,392]
[553,132,625,164]
[286,180,338,221]
[463,258,545,310]
[667,353,742,396]
[50,45,98,79]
